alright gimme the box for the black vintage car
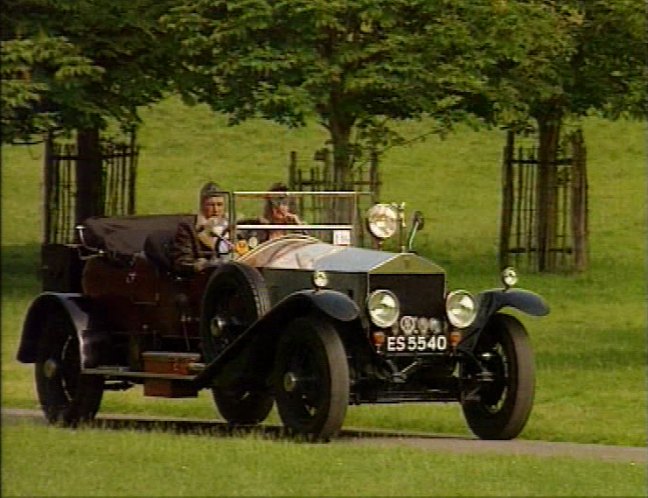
[18,190,549,441]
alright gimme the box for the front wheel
[200,263,273,425]
[273,314,349,441]
[35,310,104,425]
[460,313,535,440]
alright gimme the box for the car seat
[143,229,176,272]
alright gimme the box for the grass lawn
[2,422,645,496]
[1,97,645,495]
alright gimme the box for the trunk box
[142,352,201,398]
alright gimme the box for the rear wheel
[461,313,534,440]
[35,310,104,425]
[201,263,273,425]
[274,314,349,441]
[213,387,274,425]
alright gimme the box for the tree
[0,36,102,143]
[163,0,569,188]
[488,0,645,270]
[2,0,175,221]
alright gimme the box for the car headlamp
[501,266,518,289]
[312,270,329,289]
[446,290,477,329]
[367,204,399,240]
[367,290,400,328]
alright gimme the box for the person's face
[202,196,225,219]
[271,197,289,219]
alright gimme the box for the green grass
[2,422,645,497]
[1,97,646,495]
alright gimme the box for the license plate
[386,334,448,353]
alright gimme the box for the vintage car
[18,190,549,441]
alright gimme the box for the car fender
[17,292,109,368]
[458,289,549,351]
[271,289,361,323]
[193,289,360,388]
[476,289,550,325]
[457,289,549,353]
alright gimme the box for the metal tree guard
[500,130,588,272]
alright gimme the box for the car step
[82,367,197,381]
[83,353,207,399]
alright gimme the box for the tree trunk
[571,130,588,272]
[499,131,515,269]
[75,128,104,225]
[535,114,561,272]
[330,119,353,190]
[329,116,354,223]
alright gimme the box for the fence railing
[43,133,139,244]
[500,130,588,272]
[288,149,381,246]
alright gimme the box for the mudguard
[457,288,549,352]
[273,289,361,323]
[193,289,360,388]
[475,289,550,327]
[17,292,109,368]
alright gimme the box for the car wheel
[213,387,274,425]
[274,314,349,441]
[461,313,535,440]
[35,310,104,425]
[201,263,273,425]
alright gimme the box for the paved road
[3,408,645,464]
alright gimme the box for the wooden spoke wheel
[273,314,349,441]
[461,313,535,440]
[35,311,104,425]
[201,263,273,425]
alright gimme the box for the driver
[171,182,230,273]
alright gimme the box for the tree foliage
[1,0,175,143]
[1,35,102,142]
[490,0,646,128]
[164,0,573,181]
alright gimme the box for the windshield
[230,191,364,251]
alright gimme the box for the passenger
[261,183,303,240]
[171,182,230,273]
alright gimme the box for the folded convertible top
[81,214,194,258]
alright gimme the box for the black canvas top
[82,214,194,258]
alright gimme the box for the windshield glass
[230,191,364,250]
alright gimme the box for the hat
[200,182,223,201]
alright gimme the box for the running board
[82,365,206,398]
[82,367,198,381]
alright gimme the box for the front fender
[476,289,550,326]
[457,288,548,353]
[17,292,109,368]
[271,289,361,323]
[477,289,549,316]
[193,289,360,388]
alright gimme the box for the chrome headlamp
[501,266,518,289]
[367,290,400,328]
[367,204,399,240]
[312,270,329,289]
[445,290,478,329]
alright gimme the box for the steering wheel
[233,218,270,254]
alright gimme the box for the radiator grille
[369,274,445,318]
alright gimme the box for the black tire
[273,314,349,441]
[200,263,273,425]
[35,310,104,425]
[461,313,535,440]
[213,387,275,425]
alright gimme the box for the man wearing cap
[171,182,230,273]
